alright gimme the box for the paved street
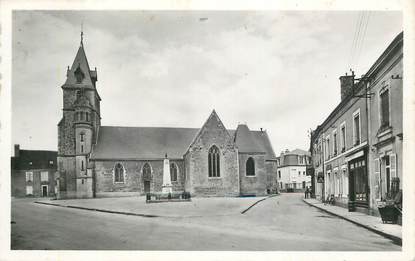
[11,193,400,250]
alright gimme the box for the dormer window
[74,66,85,84]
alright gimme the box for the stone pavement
[35,196,268,218]
[303,198,402,245]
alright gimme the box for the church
[56,37,278,199]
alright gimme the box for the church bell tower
[57,31,101,199]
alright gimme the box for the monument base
[162,185,173,194]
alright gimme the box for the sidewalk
[303,198,402,245]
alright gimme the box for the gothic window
[208,145,220,177]
[80,133,84,142]
[86,112,89,122]
[143,163,152,180]
[81,160,84,171]
[246,157,255,176]
[74,66,85,84]
[114,163,124,183]
[170,163,178,182]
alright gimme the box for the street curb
[34,201,160,218]
[302,199,402,246]
[241,194,279,214]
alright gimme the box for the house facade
[276,149,311,192]
[309,32,403,215]
[56,38,278,199]
[11,145,57,197]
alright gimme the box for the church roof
[91,126,199,160]
[234,124,264,153]
[91,124,276,161]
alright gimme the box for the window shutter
[374,158,380,173]
[374,158,380,199]
[390,153,397,178]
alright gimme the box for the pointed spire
[80,22,84,46]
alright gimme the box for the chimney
[14,144,20,157]
[339,71,355,100]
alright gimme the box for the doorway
[42,185,48,197]
[142,163,152,194]
[144,181,150,193]
[349,157,368,207]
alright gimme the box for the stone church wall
[93,160,185,197]
[238,153,268,196]
[57,156,77,198]
[266,160,278,192]
[187,113,240,197]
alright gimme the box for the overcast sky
[12,10,402,155]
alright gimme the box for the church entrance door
[142,163,152,194]
[144,181,150,193]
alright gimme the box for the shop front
[346,148,369,212]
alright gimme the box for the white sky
[12,10,402,155]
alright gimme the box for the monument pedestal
[162,185,173,194]
[162,156,173,194]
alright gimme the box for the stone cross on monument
[162,153,173,193]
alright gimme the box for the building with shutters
[11,144,57,197]
[56,36,278,199]
[276,149,311,192]
[309,32,403,215]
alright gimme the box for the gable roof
[90,112,276,161]
[11,150,57,170]
[91,126,199,160]
[185,110,232,152]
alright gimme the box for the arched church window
[80,133,84,142]
[143,163,152,180]
[208,145,220,177]
[170,163,178,182]
[246,157,255,176]
[114,163,124,183]
[74,66,85,84]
